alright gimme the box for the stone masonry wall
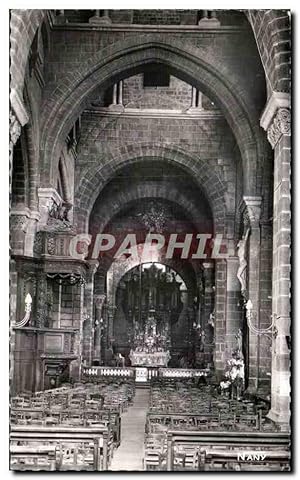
[76,113,238,198]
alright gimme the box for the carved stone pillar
[242,196,262,392]
[35,272,48,328]
[261,92,291,426]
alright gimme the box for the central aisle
[109,387,150,471]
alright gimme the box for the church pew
[166,430,290,471]
[197,448,290,471]
[10,425,113,471]
[144,433,167,470]
[10,408,121,447]
[10,445,57,471]
[146,412,263,434]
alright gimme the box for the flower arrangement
[219,353,245,398]
[225,356,245,386]
[220,380,231,391]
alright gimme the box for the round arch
[89,180,213,238]
[75,144,227,233]
[103,244,199,306]
[39,37,262,194]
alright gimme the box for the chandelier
[137,201,167,233]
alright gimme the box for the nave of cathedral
[9,9,291,471]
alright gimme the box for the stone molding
[9,112,21,147]
[10,214,28,232]
[85,106,223,120]
[10,208,40,232]
[260,91,291,149]
[10,88,29,127]
[38,187,63,206]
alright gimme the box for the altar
[129,306,171,367]
[129,350,170,367]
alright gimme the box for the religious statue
[235,328,244,359]
[237,228,250,295]
[116,353,125,367]
[47,200,73,231]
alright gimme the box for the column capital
[87,259,99,277]
[242,196,262,228]
[260,91,291,149]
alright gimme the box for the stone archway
[39,37,263,194]
[75,144,227,233]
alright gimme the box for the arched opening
[111,262,193,366]
[11,129,29,208]
[40,39,264,195]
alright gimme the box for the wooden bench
[197,448,290,471]
[166,430,290,471]
[146,412,264,434]
[10,425,114,471]
[11,407,121,446]
[10,445,57,471]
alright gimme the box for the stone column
[202,262,215,327]
[225,257,242,357]
[70,280,86,381]
[118,80,123,106]
[82,261,99,365]
[191,87,197,108]
[243,196,262,393]
[261,92,291,426]
[109,82,125,112]
[214,259,227,378]
[9,91,29,393]
[94,294,106,363]
[188,87,203,113]
[89,9,112,24]
[197,91,203,109]
[202,262,215,365]
[198,10,220,27]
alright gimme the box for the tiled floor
[109,388,149,471]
